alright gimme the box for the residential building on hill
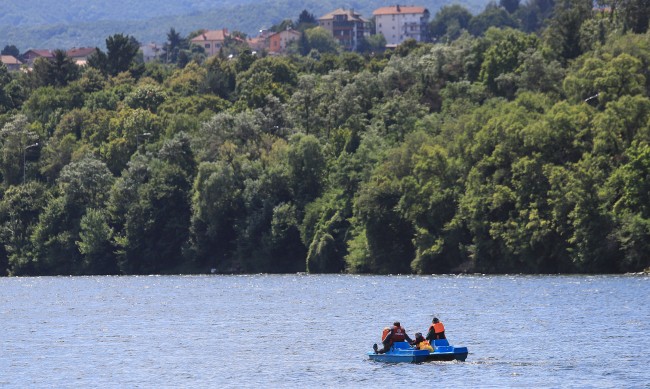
[22,49,53,65]
[66,47,96,66]
[373,5,430,46]
[247,36,266,52]
[318,8,369,51]
[1,55,22,71]
[247,29,272,52]
[268,29,301,54]
[190,29,230,56]
[140,43,162,63]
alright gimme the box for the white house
[373,5,430,46]
[140,43,162,63]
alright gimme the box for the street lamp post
[23,142,39,184]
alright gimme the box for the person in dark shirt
[373,321,413,354]
[412,332,433,350]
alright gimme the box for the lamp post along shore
[23,142,39,184]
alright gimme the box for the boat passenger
[412,332,433,351]
[373,321,414,354]
[426,317,446,341]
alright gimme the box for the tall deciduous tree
[606,143,650,271]
[469,4,519,36]
[44,49,80,87]
[0,114,39,186]
[501,0,521,13]
[164,27,185,63]
[111,135,194,274]
[90,34,139,77]
[305,27,340,54]
[600,0,650,33]
[297,9,317,25]
[189,159,247,271]
[478,28,538,95]
[429,5,473,42]
[545,0,594,61]
[76,208,118,274]
[1,45,19,57]
[31,156,115,275]
[0,182,48,275]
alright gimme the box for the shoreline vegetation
[2,2,650,276]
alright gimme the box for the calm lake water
[1,275,648,388]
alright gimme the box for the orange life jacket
[381,327,390,342]
[430,322,445,334]
[391,325,406,342]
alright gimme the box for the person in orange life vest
[373,321,413,354]
[425,317,446,341]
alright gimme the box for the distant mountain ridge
[0,0,256,27]
[0,0,489,51]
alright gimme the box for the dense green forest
[0,0,489,50]
[2,0,650,276]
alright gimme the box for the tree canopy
[1,3,650,276]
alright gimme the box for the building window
[205,43,210,48]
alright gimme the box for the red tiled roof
[373,5,428,15]
[1,55,22,65]
[269,29,301,38]
[319,8,365,22]
[24,49,53,58]
[191,29,230,42]
[66,47,96,58]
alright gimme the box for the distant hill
[0,0,490,51]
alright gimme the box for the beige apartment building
[191,29,230,56]
[318,8,369,51]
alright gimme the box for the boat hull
[426,347,468,362]
[426,340,469,361]
[367,343,430,363]
[368,341,468,363]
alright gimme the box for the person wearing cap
[373,321,413,354]
[426,317,446,341]
[412,332,433,351]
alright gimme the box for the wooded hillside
[1,1,650,275]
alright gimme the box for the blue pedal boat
[368,342,430,363]
[367,340,468,363]
[427,339,468,361]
